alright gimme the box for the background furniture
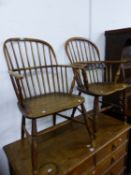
[65,37,128,134]
[3,38,92,175]
[105,28,131,118]
[4,113,131,175]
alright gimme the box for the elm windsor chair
[65,37,128,134]
[3,38,92,175]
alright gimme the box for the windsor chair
[65,37,128,133]
[3,38,92,175]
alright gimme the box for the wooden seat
[21,93,84,118]
[3,38,92,175]
[79,83,127,96]
[65,37,128,134]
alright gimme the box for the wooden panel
[95,157,111,175]
[111,132,128,151]
[104,166,125,175]
[104,28,131,116]
[68,157,95,175]
[96,144,111,163]
[111,143,127,165]
[110,156,126,175]
[105,28,131,59]
[95,132,128,163]
[117,168,126,175]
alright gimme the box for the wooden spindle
[49,48,56,92]
[24,41,36,96]
[11,41,26,98]
[42,45,51,93]
[30,42,42,95]
[36,43,46,93]
[18,41,31,97]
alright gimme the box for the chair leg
[81,103,94,140]
[31,119,38,175]
[71,91,82,118]
[53,114,56,126]
[122,89,128,123]
[21,115,25,139]
[93,96,99,133]
[71,107,77,118]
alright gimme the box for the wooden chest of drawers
[3,113,131,175]
[68,130,128,175]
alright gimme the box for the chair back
[4,38,74,101]
[65,37,100,63]
[65,37,121,87]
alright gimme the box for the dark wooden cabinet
[4,113,131,175]
[105,28,131,59]
[105,28,131,118]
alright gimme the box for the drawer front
[104,168,125,175]
[90,143,127,175]
[87,157,111,175]
[111,132,128,151]
[68,132,128,175]
[68,157,95,175]
[96,157,111,175]
[110,156,126,175]
[118,168,125,175]
[96,144,111,163]
[111,143,127,165]
[96,131,128,164]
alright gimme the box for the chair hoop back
[4,38,74,100]
[65,37,100,64]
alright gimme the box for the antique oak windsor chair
[3,38,93,175]
[65,37,128,134]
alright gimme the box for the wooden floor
[3,113,131,175]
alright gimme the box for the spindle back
[65,37,100,63]
[4,38,74,100]
[65,37,121,86]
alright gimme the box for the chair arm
[103,59,128,64]
[75,60,128,65]
[71,63,87,69]
[8,71,24,79]
[71,63,89,90]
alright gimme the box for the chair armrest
[71,63,89,90]
[103,59,128,64]
[75,60,128,65]
[8,71,24,79]
[72,63,87,69]
[8,71,24,106]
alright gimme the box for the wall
[91,0,131,58]
[0,1,91,175]
[1,0,131,175]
